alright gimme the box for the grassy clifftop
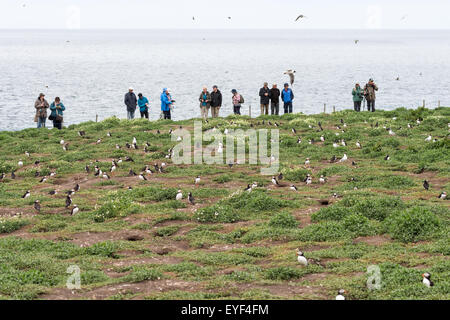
[0,107,449,300]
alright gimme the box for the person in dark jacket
[281,83,294,114]
[363,79,378,112]
[259,82,270,115]
[269,84,280,115]
[210,85,222,118]
[124,87,137,119]
[34,93,49,128]
[49,97,65,130]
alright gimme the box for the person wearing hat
[137,93,149,119]
[363,78,378,112]
[34,93,49,128]
[259,82,270,115]
[281,83,294,114]
[352,83,363,112]
[124,87,137,120]
[210,85,222,118]
[199,86,211,120]
[160,88,173,120]
[269,84,280,115]
[231,89,242,115]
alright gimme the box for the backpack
[239,95,244,104]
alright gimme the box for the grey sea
[0,29,449,131]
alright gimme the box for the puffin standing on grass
[22,190,31,199]
[296,249,308,266]
[71,205,79,216]
[188,192,195,205]
[423,180,429,190]
[335,289,346,300]
[34,200,41,213]
[422,273,434,287]
[290,184,298,191]
[438,191,447,200]
[176,190,183,201]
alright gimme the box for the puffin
[129,169,137,176]
[296,249,308,266]
[422,273,434,287]
[34,200,41,213]
[423,180,429,190]
[22,190,31,199]
[384,155,390,161]
[49,190,57,195]
[74,184,80,192]
[335,289,346,300]
[277,173,283,181]
[330,155,337,163]
[60,139,65,145]
[290,184,298,191]
[195,176,201,184]
[11,171,16,179]
[39,176,47,183]
[319,175,326,184]
[438,191,447,200]
[305,158,310,165]
[176,190,183,201]
[297,137,302,144]
[138,173,147,181]
[102,173,110,180]
[271,177,279,186]
[107,132,112,137]
[305,174,312,185]
[96,138,101,144]
[425,135,432,142]
[251,182,258,189]
[18,160,24,167]
[244,184,252,192]
[78,131,85,137]
[132,137,137,145]
[356,141,362,148]
[333,142,339,148]
[71,205,79,216]
[188,192,195,205]
[65,195,72,208]
[291,128,297,134]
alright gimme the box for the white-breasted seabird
[438,191,447,200]
[34,200,41,213]
[335,289,346,300]
[422,273,434,287]
[176,190,183,201]
[188,192,195,205]
[71,205,79,216]
[22,190,30,199]
[290,184,298,191]
[296,249,308,266]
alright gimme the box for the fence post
[323,103,326,113]
[96,114,98,122]
[333,106,336,113]
[438,100,440,107]
[423,100,425,108]
[249,104,251,118]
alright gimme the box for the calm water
[0,29,449,131]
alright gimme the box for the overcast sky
[1,0,449,29]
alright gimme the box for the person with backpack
[231,89,243,115]
[210,85,222,118]
[49,97,65,130]
[34,93,49,128]
[352,83,363,112]
[137,93,149,119]
[364,78,378,112]
[281,83,294,114]
[259,82,270,115]
[160,88,173,120]
[199,86,211,120]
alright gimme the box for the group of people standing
[34,93,66,129]
[352,78,379,112]
[259,82,294,116]
[124,87,175,120]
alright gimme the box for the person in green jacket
[352,83,363,112]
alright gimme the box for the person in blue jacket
[138,93,149,119]
[49,97,66,130]
[160,88,173,120]
[281,83,294,114]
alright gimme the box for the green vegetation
[0,107,448,300]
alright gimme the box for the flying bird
[295,14,306,21]
[284,70,296,85]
